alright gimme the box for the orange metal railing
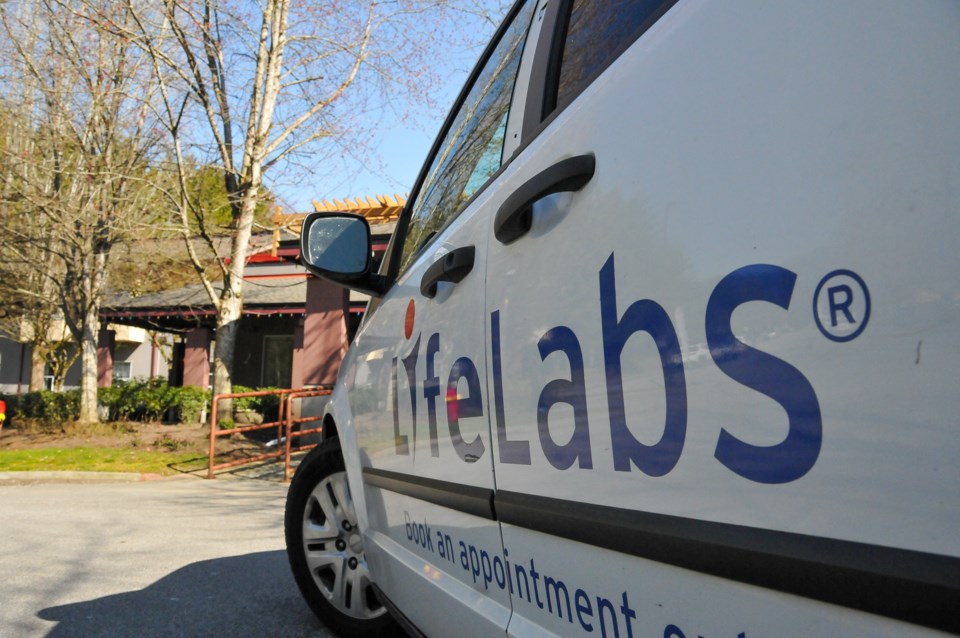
[282,389,330,480]
[206,387,331,479]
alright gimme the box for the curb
[0,471,200,485]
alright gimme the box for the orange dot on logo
[404,299,415,340]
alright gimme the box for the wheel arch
[322,413,339,440]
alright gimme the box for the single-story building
[0,194,403,395]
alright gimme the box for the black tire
[285,438,402,637]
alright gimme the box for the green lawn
[0,447,207,475]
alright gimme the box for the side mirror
[300,213,387,296]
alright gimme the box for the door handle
[494,153,596,244]
[420,245,476,299]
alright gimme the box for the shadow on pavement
[38,550,329,638]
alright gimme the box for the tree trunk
[212,291,243,419]
[77,307,99,422]
[210,179,260,420]
[29,346,45,391]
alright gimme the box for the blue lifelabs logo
[391,253,873,485]
[813,270,871,343]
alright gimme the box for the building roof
[103,276,371,332]
[102,277,304,331]
[102,193,398,332]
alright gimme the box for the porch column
[301,277,349,386]
[97,329,116,388]
[291,323,306,389]
[182,328,212,388]
[169,341,185,386]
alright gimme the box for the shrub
[230,385,256,411]
[138,381,171,421]
[254,388,282,423]
[98,382,151,421]
[96,386,124,419]
[173,386,210,424]
[95,379,210,424]
[4,382,214,426]
[229,385,282,422]
[8,390,81,423]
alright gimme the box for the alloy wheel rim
[301,470,386,620]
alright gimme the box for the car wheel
[285,437,401,637]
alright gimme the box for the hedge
[1,390,80,424]
[1,380,211,425]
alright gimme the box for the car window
[553,0,676,111]
[398,0,537,274]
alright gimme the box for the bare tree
[0,5,69,392]
[0,103,61,390]
[0,0,163,420]
[112,0,509,404]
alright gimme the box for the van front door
[344,2,539,635]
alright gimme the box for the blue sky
[308,106,453,206]
[275,69,470,212]
[269,2,514,213]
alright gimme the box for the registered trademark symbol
[813,269,871,342]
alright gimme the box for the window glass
[556,0,674,108]
[113,361,132,382]
[262,335,294,387]
[399,0,536,273]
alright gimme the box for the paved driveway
[0,476,337,637]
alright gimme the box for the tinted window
[399,0,536,273]
[555,0,675,108]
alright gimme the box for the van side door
[484,1,960,636]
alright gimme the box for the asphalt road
[0,476,338,638]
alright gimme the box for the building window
[262,335,294,388]
[113,361,132,382]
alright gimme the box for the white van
[285,1,960,636]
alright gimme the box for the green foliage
[186,165,274,231]
[186,165,235,229]
[1,383,294,427]
[1,391,80,424]
[98,379,211,423]
[229,385,256,411]
[175,386,210,424]
[98,379,169,421]
[256,389,282,423]
[230,385,282,422]
[2,380,210,425]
